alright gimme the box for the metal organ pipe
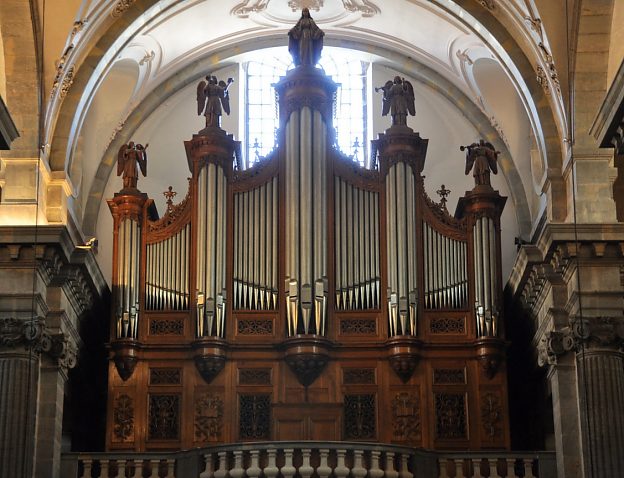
[115,217,141,339]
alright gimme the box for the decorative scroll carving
[231,0,270,17]
[113,394,134,442]
[343,368,376,385]
[430,317,465,334]
[433,368,466,384]
[342,0,380,16]
[112,0,135,17]
[237,318,273,335]
[149,319,184,335]
[481,392,503,439]
[392,392,421,442]
[195,393,223,442]
[239,368,272,385]
[340,318,376,335]
[239,394,271,439]
[345,394,376,440]
[149,368,181,385]
[536,66,550,96]
[195,356,226,384]
[285,353,329,387]
[148,394,180,440]
[435,393,467,440]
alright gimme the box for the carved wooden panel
[343,368,376,385]
[149,368,181,385]
[339,318,376,335]
[237,318,273,335]
[480,391,504,442]
[149,318,184,335]
[148,394,180,440]
[344,394,376,440]
[392,391,421,443]
[112,393,134,443]
[194,393,224,443]
[433,368,465,384]
[434,393,467,440]
[239,394,271,440]
[429,317,465,334]
[239,368,272,385]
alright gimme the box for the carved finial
[461,140,499,187]
[288,8,324,66]
[436,184,451,211]
[375,77,416,126]
[163,186,177,211]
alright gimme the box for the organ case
[106,59,509,452]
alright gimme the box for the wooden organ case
[106,49,510,452]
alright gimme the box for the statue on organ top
[197,75,233,128]
[376,76,416,126]
[461,139,499,187]
[288,8,324,66]
[117,141,148,190]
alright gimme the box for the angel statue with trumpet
[197,75,234,128]
[375,76,416,126]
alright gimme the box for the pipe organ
[106,26,509,453]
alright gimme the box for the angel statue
[460,139,499,187]
[197,75,233,128]
[288,8,324,66]
[117,141,148,189]
[375,76,415,126]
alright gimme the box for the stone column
[576,347,624,477]
[0,319,44,478]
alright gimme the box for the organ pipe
[473,216,499,337]
[115,217,141,339]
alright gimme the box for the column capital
[0,317,78,374]
[537,316,624,366]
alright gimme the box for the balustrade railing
[60,443,556,478]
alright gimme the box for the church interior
[1,1,624,477]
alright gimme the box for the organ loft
[107,13,508,452]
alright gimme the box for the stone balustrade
[60,443,556,478]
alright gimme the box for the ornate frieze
[430,317,465,334]
[148,394,180,440]
[239,394,271,439]
[237,318,273,335]
[239,368,272,385]
[433,368,465,384]
[149,319,184,335]
[149,368,181,385]
[343,368,376,385]
[434,393,467,440]
[339,318,376,334]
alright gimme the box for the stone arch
[0,0,40,158]
[81,39,532,241]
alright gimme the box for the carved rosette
[474,337,506,379]
[386,337,421,383]
[192,339,227,384]
[111,339,139,381]
[282,336,332,387]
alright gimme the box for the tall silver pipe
[253,185,260,308]
[335,177,341,307]
[300,106,312,291]
[260,183,267,309]
[340,179,348,308]
[358,187,366,309]
[373,191,379,308]
[272,177,278,307]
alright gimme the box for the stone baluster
[369,451,384,478]
[453,459,463,478]
[398,453,412,478]
[335,449,350,478]
[264,449,279,478]
[165,458,175,478]
[523,458,534,478]
[200,454,214,478]
[281,449,296,478]
[118,460,127,478]
[132,459,142,478]
[299,449,314,478]
[149,459,160,478]
[230,451,245,478]
[385,452,398,478]
[317,449,332,478]
[247,450,261,478]
[214,452,229,478]
[472,459,483,478]
[504,458,515,478]
[352,449,367,478]
[81,458,93,478]
[437,458,448,478]
[487,458,499,478]
[100,459,109,477]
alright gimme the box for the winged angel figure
[376,76,415,126]
[197,76,234,128]
[461,139,499,187]
[117,141,148,189]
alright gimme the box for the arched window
[245,47,369,168]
